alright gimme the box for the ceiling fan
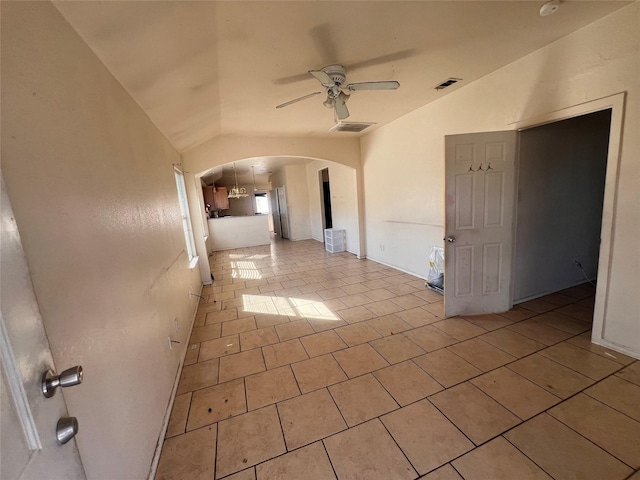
[275,64,400,121]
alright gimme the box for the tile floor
[155,239,640,480]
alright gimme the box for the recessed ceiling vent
[329,121,376,133]
[435,78,462,90]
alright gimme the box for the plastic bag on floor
[426,246,444,295]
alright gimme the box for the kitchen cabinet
[203,186,215,209]
[213,187,229,210]
[203,186,229,210]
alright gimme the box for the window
[174,169,198,267]
[255,193,270,214]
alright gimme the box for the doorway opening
[512,93,625,353]
[513,109,612,303]
[319,168,333,240]
[443,93,625,351]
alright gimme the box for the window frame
[173,168,198,268]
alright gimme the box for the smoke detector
[539,0,560,17]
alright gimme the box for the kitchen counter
[207,215,270,251]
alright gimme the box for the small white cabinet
[324,228,345,253]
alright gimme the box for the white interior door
[276,187,290,239]
[444,131,517,316]
[0,176,86,480]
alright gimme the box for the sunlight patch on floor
[230,260,262,280]
[241,294,340,321]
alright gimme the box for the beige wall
[306,161,360,256]
[360,4,640,355]
[182,135,361,174]
[1,3,201,479]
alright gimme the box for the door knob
[445,236,456,243]
[56,416,79,445]
[42,366,83,398]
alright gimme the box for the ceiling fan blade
[334,93,350,120]
[274,72,313,86]
[310,23,339,65]
[344,49,416,72]
[276,91,322,109]
[309,70,334,88]
[274,49,416,86]
[346,81,400,91]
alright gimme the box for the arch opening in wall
[188,155,362,283]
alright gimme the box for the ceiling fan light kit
[276,64,400,121]
[539,0,561,17]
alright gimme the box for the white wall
[515,110,611,301]
[1,3,201,479]
[208,216,270,250]
[361,4,639,355]
[306,161,360,255]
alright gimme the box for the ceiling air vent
[329,122,376,133]
[435,78,462,90]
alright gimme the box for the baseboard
[210,241,271,252]
[591,337,640,361]
[147,284,202,480]
[364,254,426,280]
[513,279,597,304]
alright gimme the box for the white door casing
[0,175,86,480]
[511,93,628,357]
[444,131,518,316]
[276,187,290,239]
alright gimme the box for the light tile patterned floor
[155,239,640,480]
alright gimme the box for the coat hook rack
[477,163,485,171]
[486,162,493,171]
[467,165,475,173]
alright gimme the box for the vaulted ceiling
[53,1,628,154]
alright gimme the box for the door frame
[511,92,626,351]
[275,186,290,239]
[318,168,332,240]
